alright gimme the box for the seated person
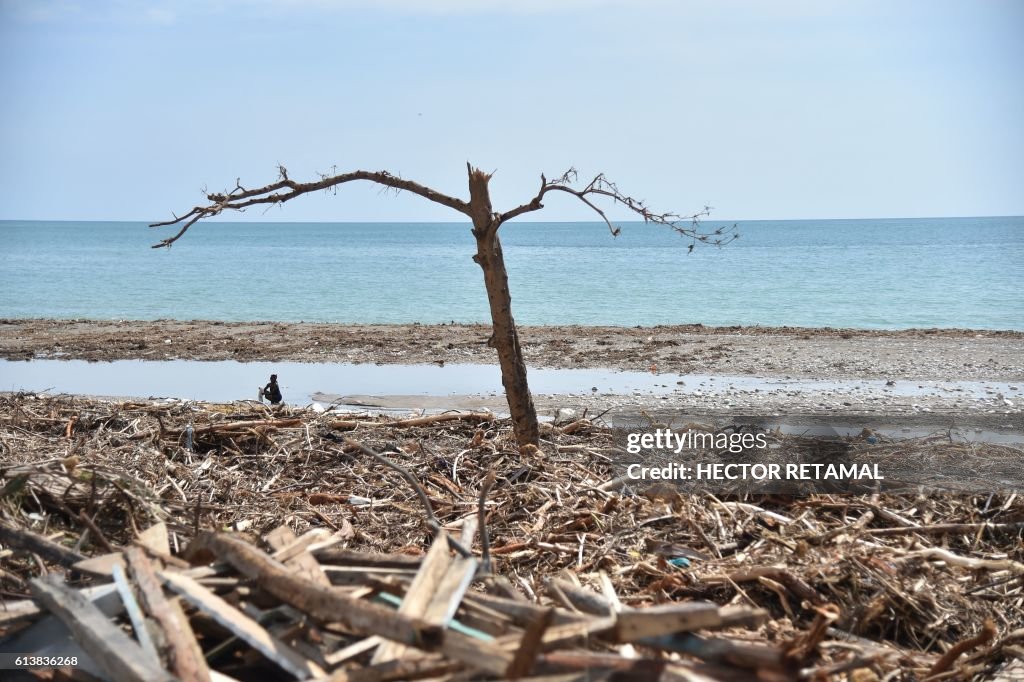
[261,374,283,405]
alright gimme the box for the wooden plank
[112,563,161,666]
[314,547,423,569]
[614,603,768,642]
[464,591,585,628]
[30,577,174,682]
[169,596,212,680]
[265,526,331,586]
[73,551,126,579]
[423,556,478,626]
[137,522,171,555]
[161,570,325,680]
[639,632,784,671]
[361,554,479,668]
[0,596,42,626]
[526,615,617,651]
[125,545,212,682]
[199,532,509,675]
[321,566,418,585]
[198,532,439,645]
[505,607,555,678]
[1,583,123,679]
[324,654,459,682]
[459,514,479,550]
[438,629,514,676]
[547,577,613,616]
[73,547,181,582]
[372,532,454,663]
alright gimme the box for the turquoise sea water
[1,217,1021,329]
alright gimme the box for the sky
[0,0,1021,222]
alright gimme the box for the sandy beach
[3,318,1022,376]
[3,319,1022,429]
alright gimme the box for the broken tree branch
[150,170,470,248]
[499,168,736,244]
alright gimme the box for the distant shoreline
[3,215,1024,224]
[2,318,1021,380]
[3,318,1022,429]
[3,317,1024,336]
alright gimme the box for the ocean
[1,217,1021,329]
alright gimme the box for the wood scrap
[125,545,212,682]
[0,522,86,568]
[0,393,1020,680]
[30,577,174,682]
[160,570,325,679]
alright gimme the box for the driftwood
[125,545,212,682]
[30,577,175,682]
[0,522,86,568]
[330,411,494,432]
[191,417,303,435]
[161,570,325,679]
[372,531,455,663]
[1,394,1021,679]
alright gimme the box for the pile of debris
[1,393,1022,680]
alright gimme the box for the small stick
[866,521,1024,537]
[344,437,438,529]
[343,438,472,558]
[926,619,996,678]
[478,470,496,574]
[77,510,115,553]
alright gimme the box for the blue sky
[1,0,1021,222]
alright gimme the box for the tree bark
[466,166,540,447]
[154,164,727,447]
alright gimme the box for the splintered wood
[0,393,1022,680]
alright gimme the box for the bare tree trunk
[154,163,731,448]
[467,166,540,447]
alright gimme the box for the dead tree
[151,164,736,447]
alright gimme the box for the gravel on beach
[3,319,1022,428]
[2,318,1022,380]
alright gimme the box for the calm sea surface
[1,217,1021,329]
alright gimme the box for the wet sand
[2,319,1022,431]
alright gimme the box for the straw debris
[1,393,1022,680]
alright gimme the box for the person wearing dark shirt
[262,374,283,405]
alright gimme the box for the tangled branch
[500,167,737,246]
[150,164,735,249]
[149,169,471,248]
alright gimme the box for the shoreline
[3,318,1021,430]
[2,318,1022,380]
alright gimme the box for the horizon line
[2,214,1023,225]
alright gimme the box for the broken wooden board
[0,583,123,679]
[136,522,171,556]
[73,551,126,579]
[372,531,455,663]
[125,545,212,682]
[29,577,174,682]
[161,570,325,679]
[265,525,331,587]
